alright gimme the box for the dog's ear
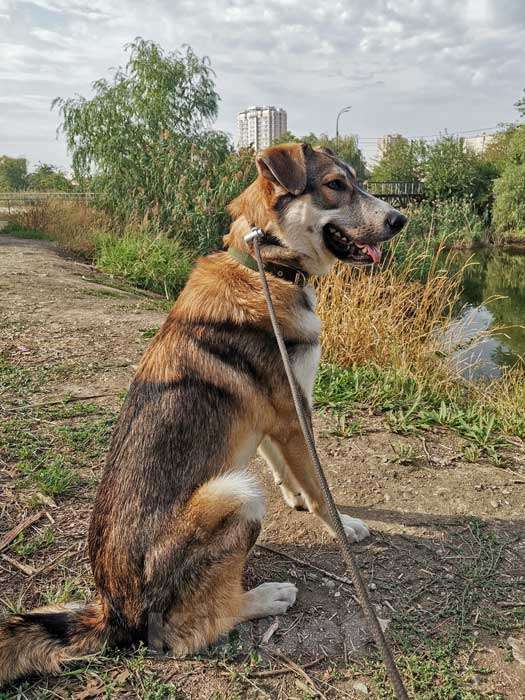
[319,146,336,157]
[257,143,311,195]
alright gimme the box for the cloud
[0,0,524,167]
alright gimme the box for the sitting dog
[0,143,406,684]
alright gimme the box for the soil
[1,234,524,699]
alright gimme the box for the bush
[94,227,192,298]
[423,136,497,209]
[403,199,487,248]
[492,163,525,236]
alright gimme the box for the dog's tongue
[357,244,382,264]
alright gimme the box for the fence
[0,191,94,214]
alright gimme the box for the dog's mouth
[323,224,381,265]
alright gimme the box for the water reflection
[446,247,525,378]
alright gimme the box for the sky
[1,0,524,172]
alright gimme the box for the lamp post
[336,105,352,149]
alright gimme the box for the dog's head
[226,143,407,275]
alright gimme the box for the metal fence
[0,191,94,213]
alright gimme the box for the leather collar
[228,245,309,288]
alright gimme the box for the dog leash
[245,227,410,700]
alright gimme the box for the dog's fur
[0,143,405,685]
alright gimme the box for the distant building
[462,133,495,154]
[236,106,287,151]
[376,133,403,158]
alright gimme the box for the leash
[245,227,410,700]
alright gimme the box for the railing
[0,191,95,214]
[0,181,425,212]
[364,181,424,197]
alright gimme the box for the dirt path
[1,234,524,699]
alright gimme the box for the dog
[0,142,406,684]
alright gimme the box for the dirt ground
[1,234,524,699]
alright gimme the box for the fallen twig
[0,511,44,552]
[2,553,37,576]
[250,657,324,679]
[256,543,357,598]
[276,654,328,700]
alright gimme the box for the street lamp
[336,105,352,149]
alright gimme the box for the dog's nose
[386,211,407,233]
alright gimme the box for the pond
[445,247,525,379]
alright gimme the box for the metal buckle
[294,271,307,287]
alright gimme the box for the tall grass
[13,199,112,257]
[315,240,525,441]
[316,240,463,380]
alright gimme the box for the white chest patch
[292,343,321,407]
[289,289,321,406]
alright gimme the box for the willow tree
[54,39,255,251]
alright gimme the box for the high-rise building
[462,133,495,154]
[236,106,287,151]
[376,133,403,158]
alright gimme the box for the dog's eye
[325,179,345,191]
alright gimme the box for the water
[445,247,525,379]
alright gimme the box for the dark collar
[228,246,309,288]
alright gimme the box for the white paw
[248,581,298,617]
[339,513,370,542]
[279,483,308,511]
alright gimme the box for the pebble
[352,681,369,695]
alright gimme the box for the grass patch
[94,228,192,299]
[11,526,54,557]
[0,357,117,499]
[0,222,52,240]
[315,362,524,456]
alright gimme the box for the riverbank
[1,233,524,699]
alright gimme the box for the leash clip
[244,227,264,243]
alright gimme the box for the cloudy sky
[1,0,524,170]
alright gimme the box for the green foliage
[54,39,255,250]
[492,162,525,235]
[94,227,192,298]
[272,131,367,179]
[371,135,425,181]
[482,124,525,174]
[26,163,72,191]
[423,136,497,209]
[403,199,487,247]
[0,222,52,240]
[271,130,302,144]
[0,155,27,190]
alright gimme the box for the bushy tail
[0,600,106,686]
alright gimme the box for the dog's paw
[278,483,308,511]
[248,582,298,617]
[339,513,370,542]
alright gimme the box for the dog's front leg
[262,429,370,543]
[258,435,309,511]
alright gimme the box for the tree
[483,125,525,174]
[54,39,254,250]
[492,163,525,235]
[423,136,496,208]
[271,130,302,145]
[0,156,27,190]
[26,163,72,191]
[371,136,424,182]
[273,131,367,179]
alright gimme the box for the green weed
[94,227,192,299]
[11,527,54,557]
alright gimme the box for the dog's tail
[0,600,107,686]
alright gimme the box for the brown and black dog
[0,143,406,684]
